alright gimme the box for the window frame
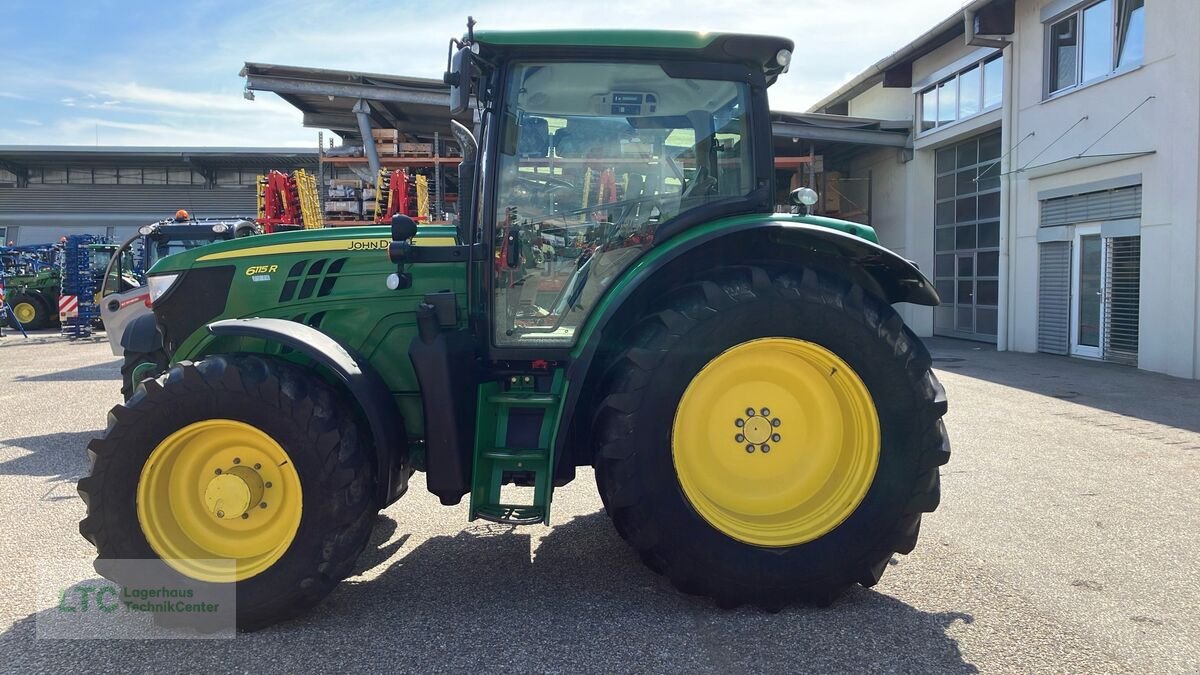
[916,55,1004,137]
[1043,0,1145,99]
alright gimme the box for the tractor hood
[146,225,456,275]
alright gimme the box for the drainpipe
[353,99,382,176]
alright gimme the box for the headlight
[211,223,230,234]
[147,273,181,304]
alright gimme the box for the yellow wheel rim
[12,301,37,324]
[672,338,880,547]
[137,419,303,582]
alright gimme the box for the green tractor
[2,245,61,330]
[79,25,949,630]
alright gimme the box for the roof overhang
[241,62,470,139]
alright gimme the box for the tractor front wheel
[7,293,50,329]
[594,265,950,607]
[78,354,378,630]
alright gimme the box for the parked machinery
[256,169,323,233]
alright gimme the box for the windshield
[492,61,753,347]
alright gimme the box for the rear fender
[206,318,409,505]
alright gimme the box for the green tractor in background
[2,245,61,330]
[79,25,950,630]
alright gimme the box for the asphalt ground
[0,330,1197,673]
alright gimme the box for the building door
[1070,224,1104,358]
[933,131,1001,342]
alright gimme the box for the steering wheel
[517,174,576,191]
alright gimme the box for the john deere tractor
[79,25,949,630]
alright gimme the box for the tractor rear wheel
[78,354,378,630]
[593,265,949,608]
[7,293,50,329]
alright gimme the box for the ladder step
[474,505,545,526]
[481,448,547,462]
[485,394,558,407]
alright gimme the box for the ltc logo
[245,264,278,276]
[347,239,389,251]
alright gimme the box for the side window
[490,62,752,348]
[1046,0,1144,97]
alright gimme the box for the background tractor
[79,24,950,630]
[2,243,61,330]
[95,215,258,398]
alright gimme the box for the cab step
[469,370,566,526]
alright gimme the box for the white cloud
[17,119,43,126]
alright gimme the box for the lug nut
[241,513,249,520]
[214,468,222,475]
[746,408,756,417]
[761,408,770,416]
[771,418,781,427]
[233,458,241,464]
[259,502,267,509]
[265,482,272,488]
[745,445,755,453]
[254,463,262,470]
[216,510,225,518]
[772,433,781,442]
[761,444,771,453]
[735,434,745,442]
[735,419,745,428]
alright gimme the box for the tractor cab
[437,28,791,354]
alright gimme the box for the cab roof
[472,29,794,84]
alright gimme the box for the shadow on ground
[0,430,98,484]
[3,512,977,672]
[12,360,121,383]
[927,336,1200,434]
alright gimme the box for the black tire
[7,293,50,330]
[593,265,950,608]
[120,348,169,401]
[78,354,378,630]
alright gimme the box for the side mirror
[445,48,471,116]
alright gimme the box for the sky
[0,0,968,148]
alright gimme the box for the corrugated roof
[0,146,316,170]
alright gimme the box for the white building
[809,0,1199,379]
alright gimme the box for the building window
[1045,0,1144,96]
[918,55,1004,134]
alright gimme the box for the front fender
[206,318,409,505]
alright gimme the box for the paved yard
[0,331,1197,673]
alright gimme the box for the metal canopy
[241,62,470,139]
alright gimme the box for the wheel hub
[672,338,881,547]
[13,302,36,324]
[204,466,265,519]
[136,419,302,582]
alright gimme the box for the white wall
[848,83,912,120]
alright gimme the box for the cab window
[492,61,753,347]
